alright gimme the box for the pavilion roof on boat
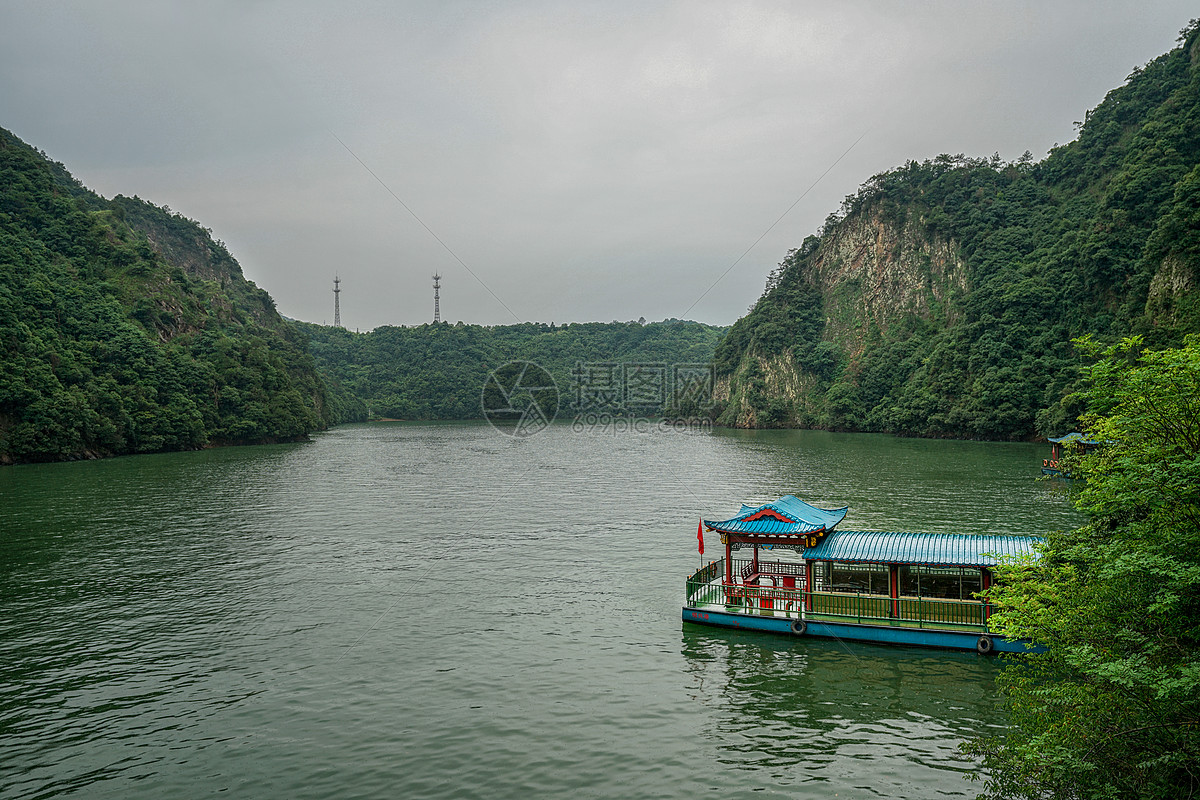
[703,495,847,542]
[1047,432,1099,446]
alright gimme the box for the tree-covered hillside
[0,127,349,463]
[715,20,1200,440]
[968,335,1200,798]
[301,319,726,420]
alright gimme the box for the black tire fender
[976,635,995,655]
[790,619,807,636]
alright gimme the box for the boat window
[923,568,962,599]
[812,561,830,591]
[897,566,984,600]
[828,562,889,595]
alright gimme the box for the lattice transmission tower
[432,273,441,323]
[333,275,342,328]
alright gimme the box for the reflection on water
[682,626,1004,797]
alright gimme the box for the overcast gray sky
[2,2,1195,329]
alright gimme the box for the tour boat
[1042,432,1099,477]
[682,495,1042,654]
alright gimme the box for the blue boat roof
[1048,431,1098,445]
[704,495,848,535]
[804,529,1042,567]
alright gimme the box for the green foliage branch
[965,335,1200,798]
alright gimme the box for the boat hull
[682,606,1038,654]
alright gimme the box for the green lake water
[0,422,1082,799]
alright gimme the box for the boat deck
[686,570,990,634]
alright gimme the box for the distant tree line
[300,319,727,421]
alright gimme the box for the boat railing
[731,557,804,579]
[811,592,987,629]
[685,560,725,606]
[685,561,989,631]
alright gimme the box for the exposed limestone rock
[717,201,969,429]
[1146,254,1196,327]
[810,208,967,356]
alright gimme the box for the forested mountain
[715,21,1200,440]
[301,319,726,420]
[0,127,350,464]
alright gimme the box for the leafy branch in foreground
[965,335,1200,799]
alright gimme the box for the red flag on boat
[697,519,704,556]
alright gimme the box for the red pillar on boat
[804,560,814,611]
[724,537,733,590]
[889,565,899,618]
[981,568,991,622]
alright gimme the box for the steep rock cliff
[810,209,967,353]
[715,208,967,429]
